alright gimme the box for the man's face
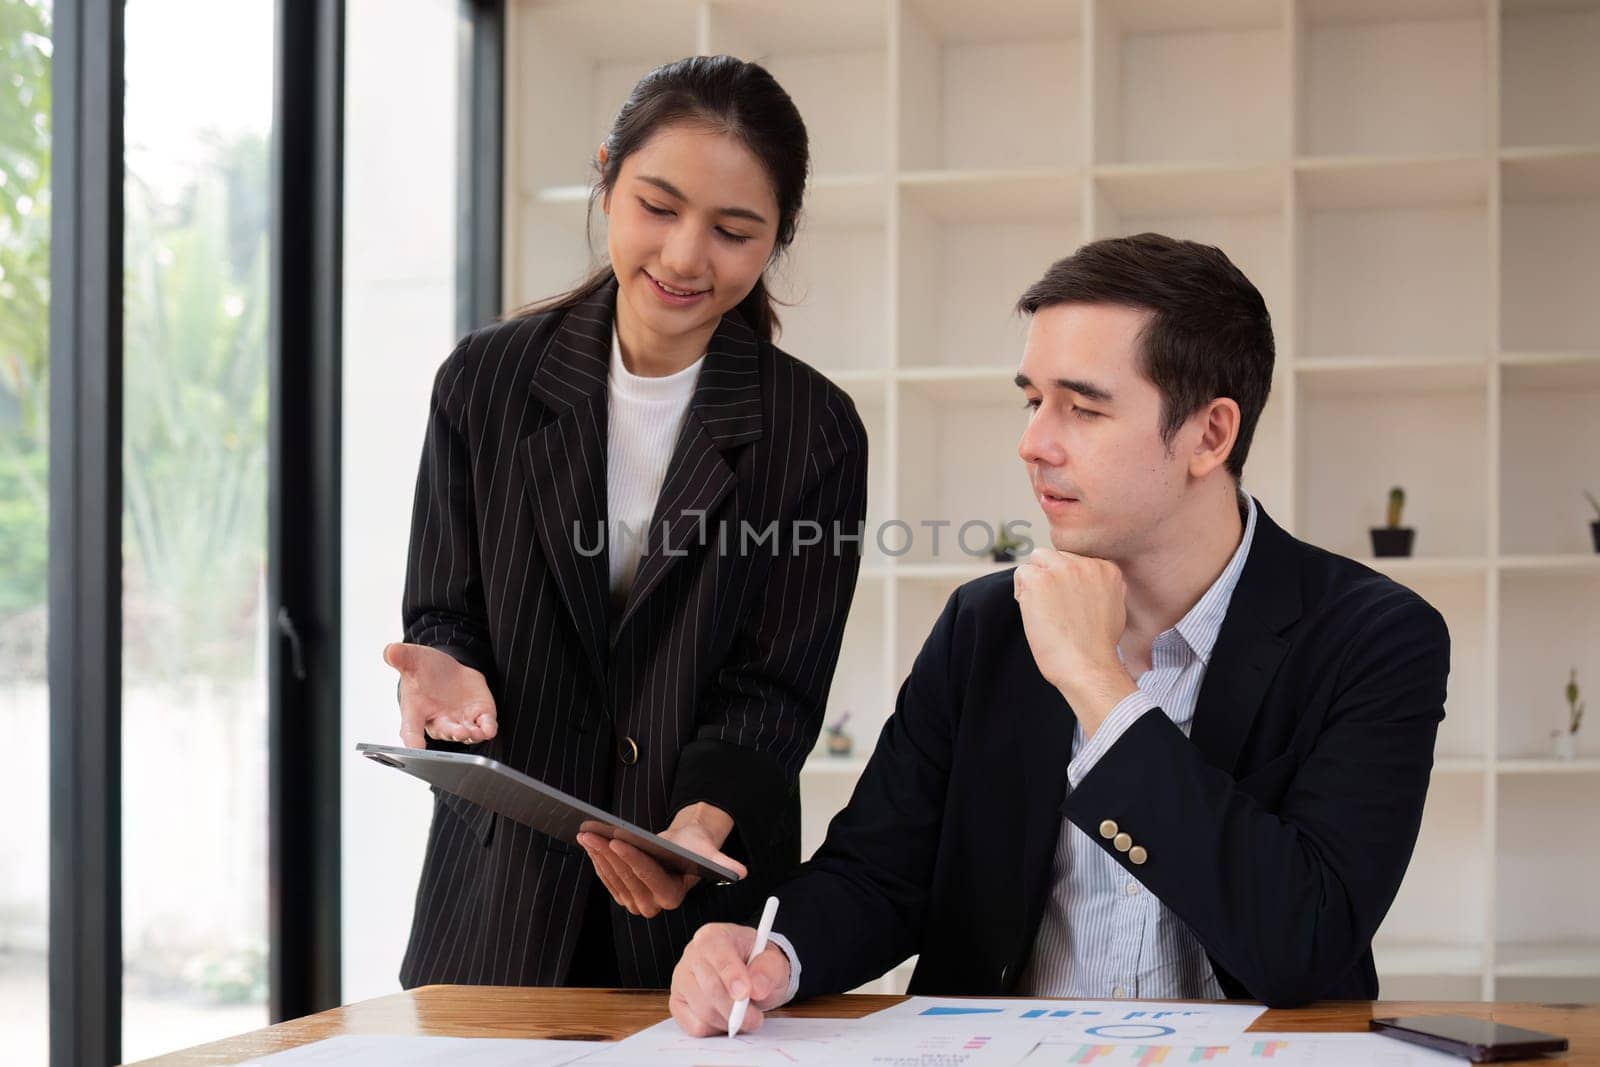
[1014,302,1192,561]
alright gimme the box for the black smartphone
[1370,1015,1568,1062]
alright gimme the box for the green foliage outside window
[0,0,270,682]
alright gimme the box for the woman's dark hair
[1016,233,1276,481]
[512,54,809,341]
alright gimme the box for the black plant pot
[1370,527,1415,558]
[992,548,1016,563]
[1591,521,1599,554]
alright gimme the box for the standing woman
[383,55,869,989]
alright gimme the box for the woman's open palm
[383,642,498,747]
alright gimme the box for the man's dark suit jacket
[397,280,867,988]
[770,502,1449,1008]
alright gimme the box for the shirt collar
[1169,493,1258,666]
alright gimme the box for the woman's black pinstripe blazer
[396,279,869,988]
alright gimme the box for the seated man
[666,233,1450,1033]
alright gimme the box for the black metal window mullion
[268,0,345,1023]
[47,1,125,1064]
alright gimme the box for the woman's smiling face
[602,122,781,354]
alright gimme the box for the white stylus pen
[727,895,780,1037]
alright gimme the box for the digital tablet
[356,742,743,884]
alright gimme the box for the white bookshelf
[504,0,1600,1002]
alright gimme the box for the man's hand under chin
[1012,546,1139,739]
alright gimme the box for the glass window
[0,1,54,1063]
[121,0,274,1058]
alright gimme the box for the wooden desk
[129,988,1600,1065]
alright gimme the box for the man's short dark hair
[1016,233,1275,481]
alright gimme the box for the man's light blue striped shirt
[1021,495,1258,999]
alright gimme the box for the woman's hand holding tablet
[580,801,748,918]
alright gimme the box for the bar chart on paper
[865,998,1268,1044]
[1022,1033,1470,1065]
[1019,1043,1302,1063]
[1023,1044,1233,1064]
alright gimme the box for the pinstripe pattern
[396,279,868,988]
[1022,497,1258,999]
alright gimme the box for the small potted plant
[824,712,853,758]
[1370,486,1415,558]
[1586,490,1599,554]
[1552,668,1584,761]
[992,520,1026,563]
